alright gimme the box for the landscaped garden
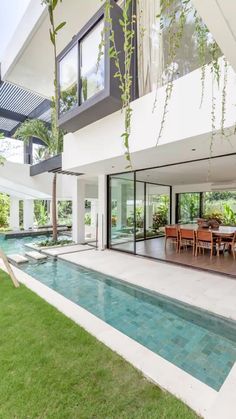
[0,269,198,419]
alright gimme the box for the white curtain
[137,0,164,97]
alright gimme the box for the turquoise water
[1,235,236,391]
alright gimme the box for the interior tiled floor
[112,237,236,277]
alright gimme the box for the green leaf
[52,0,58,10]
[49,29,55,45]
[55,21,66,33]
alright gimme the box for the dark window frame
[57,0,136,132]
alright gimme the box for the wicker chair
[165,226,179,252]
[179,228,195,255]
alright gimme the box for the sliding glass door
[108,171,171,254]
[109,172,135,253]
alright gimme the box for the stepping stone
[25,251,47,261]
[8,254,29,264]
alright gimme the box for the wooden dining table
[178,224,236,238]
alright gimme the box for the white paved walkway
[60,249,236,321]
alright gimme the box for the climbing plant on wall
[102,0,228,166]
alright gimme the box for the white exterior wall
[62,58,236,174]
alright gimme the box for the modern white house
[1,0,236,274]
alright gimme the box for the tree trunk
[52,173,58,241]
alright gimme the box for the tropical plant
[203,210,224,225]
[14,0,66,241]
[14,119,63,236]
[84,213,91,226]
[222,204,236,226]
[0,194,10,228]
[152,204,168,230]
[0,132,6,165]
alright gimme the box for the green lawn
[0,270,198,419]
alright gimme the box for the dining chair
[195,230,214,258]
[179,228,195,255]
[222,232,236,259]
[165,226,179,252]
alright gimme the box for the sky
[0,0,31,60]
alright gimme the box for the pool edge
[0,260,220,417]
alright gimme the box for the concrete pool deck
[59,249,236,321]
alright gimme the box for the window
[80,20,104,103]
[59,45,78,114]
[177,193,201,224]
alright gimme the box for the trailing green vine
[99,0,135,168]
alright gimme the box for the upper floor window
[59,20,104,116]
[59,44,78,115]
[80,20,104,103]
[57,1,129,133]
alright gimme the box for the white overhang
[1,0,102,97]
[192,0,236,72]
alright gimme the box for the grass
[0,270,198,419]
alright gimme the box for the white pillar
[72,178,85,243]
[23,200,34,230]
[98,175,107,250]
[9,197,20,231]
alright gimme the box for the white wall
[63,58,236,174]
[0,0,31,60]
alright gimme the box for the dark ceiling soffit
[0,107,26,123]
[49,169,83,176]
[0,129,10,137]
[30,154,62,176]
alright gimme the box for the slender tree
[14,119,64,240]
[15,0,66,241]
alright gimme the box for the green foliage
[156,0,224,147]
[203,210,224,225]
[84,213,91,226]
[222,204,236,226]
[37,238,73,247]
[34,201,49,226]
[0,194,10,228]
[152,204,168,229]
[60,84,77,114]
[179,193,200,223]
[0,132,6,165]
[13,119,64,156]
[58,200,72,225]
[101,0,135,167]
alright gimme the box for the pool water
[1,235,236,391]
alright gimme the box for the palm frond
[13,119,51,147]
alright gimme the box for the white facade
[1,0,236,244]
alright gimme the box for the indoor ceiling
[136,154,236,187]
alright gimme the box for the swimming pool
[1,235,236,391]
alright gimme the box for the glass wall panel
[80,20,104,103]
[203,191,236,226]
[136,182,145,240]
[145,184,170,238]
[177,192,201,224]
[109,172,135,253]
[59,44,78,114]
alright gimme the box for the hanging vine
[98,0,135,168]
[100,0,229,169]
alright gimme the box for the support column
[23,200,34,230]
[72,178,85,243]
[98,175,107,250]
[9,197,20,231]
